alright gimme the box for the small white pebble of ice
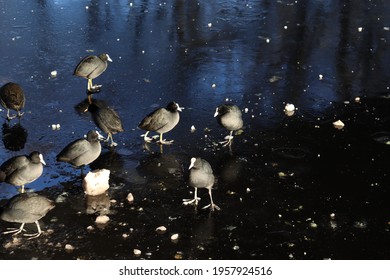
[51,124,60,130]
[244,108,249,113]
[127,193,134,203]
[65,244,75,251]
[190,125,196,133]
[156,226,167,232]
[208,23,212,28]
[170,233,179,240]
[133,249,142,256]
[95,215,110,224]
[50,70,57,78]
[212,83,216,88]
[355,96,361,103]
[358,27,363,32]
[318,74,323,80]
[333,120,345,129]
[284,103,295,112]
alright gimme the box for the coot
[0,82,25,120]
[57,130,103,167]
[138,101,182,145]
[183,157,220,211]
[74,53,112,101]
[214,103,243,146]
[86,103,124,147]
[0,151,46,193]
[1,192,55,239]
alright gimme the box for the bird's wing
[201,160,214,174]
[0,156,28,176]
[138,108,168,131]
[57,139,89,162]
[74,56,99,76]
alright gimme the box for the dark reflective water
[0,0,390,259]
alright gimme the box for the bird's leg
[87,93,93,104]
[202,189,221,211]
[80,165,85,177]
[87,79,92,91]
[17,110,24,118]
[88,78,102,92]
[19,185,25,193]
[108,133,118,147]
[183,188,201,205]
[159,143,164,154]
[220,131,234,146]
[141,131,154,143]
[6,109,16,120]
[2,223,26,235]
[24,221,42,240]
[158,133,174,145]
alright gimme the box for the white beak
[39,154,46,165]
[106,54,113,62]
[188,157,196,170]
[176,103,183,112]
[96,131,105,141]
[213,107,219,117]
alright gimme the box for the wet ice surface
[0,0,390,259]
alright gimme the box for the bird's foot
[88,85,102,93]
[219,139,233,147]
[141,134,154,143]
[5,114,17,121]
[202,203,221,211]
[2,228,25,235]
[17,111,24,118]
[158,139,174,145]
[24,232,41,240]
[182,197,201,206]
[109,141,118,147]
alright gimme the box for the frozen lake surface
[0,0,389,259]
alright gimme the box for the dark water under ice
[0,0,389,259]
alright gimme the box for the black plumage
[214,103,243,146]
[138,101,182,145]
[74,53,112,101]
[0,151,46,193]
[1,192,55,239]
[0,82,25,120]
[183,157,220,211]
[86,103,124,147]
[57,130,102,167]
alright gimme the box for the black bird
[183,157,220,211]
[138,101,183,145]
[0,82,25,120]
[86,103,124,147]
[214,103,243,146]
[74,53,112,101]
[1,192,55,239]
[0,151,46,193]
[57,130,103,168]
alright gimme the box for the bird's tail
[0,170,6,182]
